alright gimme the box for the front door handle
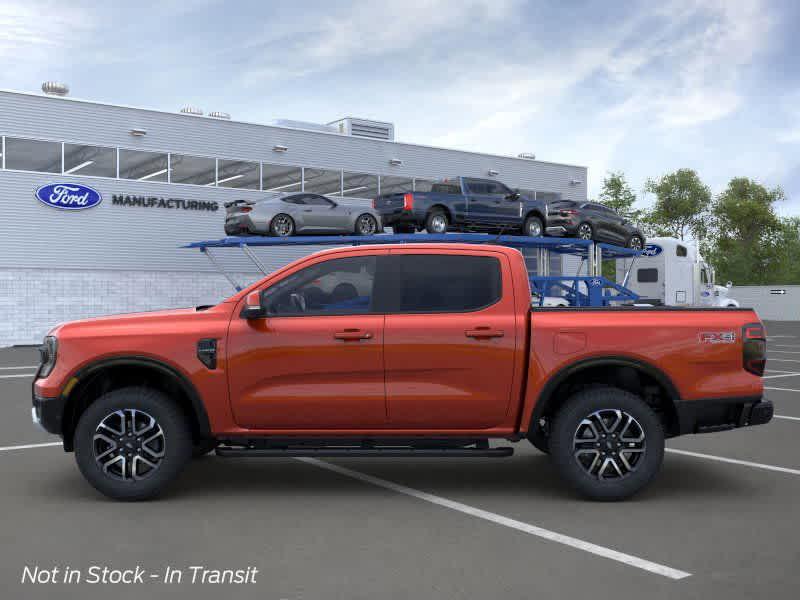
[334,329,373,341]
[465,327,504,339]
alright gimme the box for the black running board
[216,446,514,458]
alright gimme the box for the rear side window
[637,268,659,283]
[430,183,462,194]
[386,255,502,313]
[676,245,688,257]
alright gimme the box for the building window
[413,178,436,192]
[63,143,117,177]
[170,154,216,186]
[304,167,342,196]
[217,159,260,189]
[379,176,413,195]
[262,163,302,192]
[342,171,379,199]
[119,149,169,182]
[4,137,61,173]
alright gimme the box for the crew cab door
[226,252,387,429]
[382,250,518,429]
[464,179,519,227]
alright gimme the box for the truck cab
[617,237,740,307]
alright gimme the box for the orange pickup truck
[32,243,771,501]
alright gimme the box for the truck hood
[48,307,218,338]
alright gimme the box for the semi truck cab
[617,237,740,308]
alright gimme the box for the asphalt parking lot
[2,322,800,600]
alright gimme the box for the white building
[0,86,587,346]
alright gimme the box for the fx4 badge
[699,331,736,344]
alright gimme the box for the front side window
[637,268,659,283]
[4,137,61,173]
[465,179,489,194]
[485,181,513,195]
[305,194,335,206]
[263,256,376,316]
[389,255,502,313]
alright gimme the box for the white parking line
[770,345,800,349]
[769,350,800,355]
[767,358,800,363]
[775,415,800,422]
[768,335,797,339]
[0,373,36,379]
[765,369,798,375]
[666,448,800,476]
[0,366,39,370]
[297,457,691,580]
[765,387,800,393]
[0,442,61,453]
[762,373,800,380]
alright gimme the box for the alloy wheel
[93,409,166,481]
[527,219,543,236]
[272,215,293,236]
[577,223,593,240]
[430,215,447,233]
[572,409,645,479]
[357,214,377,235]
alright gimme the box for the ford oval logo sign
[642,244,663,257]
[35,183,102,210]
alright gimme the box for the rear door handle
[465,327,504,339]
[334,329,373,341]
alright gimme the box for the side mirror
[506,191,521,201]
[241,290,266,319]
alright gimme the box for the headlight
[38,336,58,377]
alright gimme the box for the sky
[2,0,799,215]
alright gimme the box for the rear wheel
[425,209,449,234]
[355,213,379,235]
[549,387,664,501]
[577,222,594,240]
[74,387,192,501]
[523,215,544,237]
[269,214,295,237]
[627,235,644,250]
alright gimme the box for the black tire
[549,387,664,501]
[576,222,594,240]
[354,213,379,235]
[627,235,644,250]
[523,215,544,237]
[392,223,416,234]
[269,213,295,237]
[528,425,549,454]
[74,387,193,501]
[425,209,449,234]
[192,438,219,458]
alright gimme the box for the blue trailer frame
[183,234,641,307]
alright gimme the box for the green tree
[705,178,787,285]
[643,169,712,240]
[598,171,641,221]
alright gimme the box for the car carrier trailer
[183,233,642,308]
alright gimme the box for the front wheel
[74,387,193,501]
[523,215,544,237]
[548,387,664,501]
[354,213,379,235]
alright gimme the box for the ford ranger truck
[32,243,772,501]
[373,177,548,236]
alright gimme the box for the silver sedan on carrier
[224,192,383,237]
